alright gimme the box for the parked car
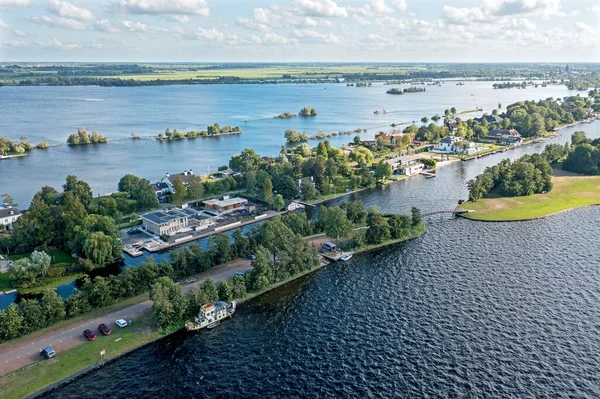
[248,254,256,260]
[98,323,112,335]
[115,319,128,328]
[83,329,96,341]
[235,272,245,277]
[40,347,55,359]
[321,242,337,251]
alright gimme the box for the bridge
[422,209,469,217]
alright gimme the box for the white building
[435,136,462,153]
[0,208,21,230]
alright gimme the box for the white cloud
[1,40,26,47]
[574,21,595,34]
[353,15,371,26]
[248,32,295,45]
[236,6,330,32]
[93,19,121,33]
[48,0,93,21]
[12,29,26,37]
[393,0,407,12]
[0,0,30,8]
[167,15,190,23]
[590,5,600,13]
[112,0,210,16]
[444,0,563,25]
[31,15,85,30]
[173,26,225,41]
[509,17,536,31]
[122,20,167,33]
[293,28,340,43]
[37,38,80,50]
[294,0,348,18]
[0,18,9,29]
[236,8,273,32]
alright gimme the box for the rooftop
[488,128,521,137]
[0,208,21,218]
[141,207,198,224]
[203,197,248,208]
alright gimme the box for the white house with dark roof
[160,169,196,194]
[0,208,21,230]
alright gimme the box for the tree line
[562,131,600,175]
[66,128,107,146]
[0,136,48,156]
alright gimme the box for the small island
[386,87,426,95]
[157,123,241,141]
[274,112,297,119]
[1,136,48,158]
[459,131,600,221]
[66,128,107,146]
[299,105,317,117]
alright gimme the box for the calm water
[0,82,576,206]
[43,207,600,398]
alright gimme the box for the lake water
[42,207,600,399]
[4,83,600,397]
[0,81,576,206]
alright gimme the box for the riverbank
[1,223,425,399]
[457,174,600,221]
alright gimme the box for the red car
[98,323,112,336]
[83,329,96,341]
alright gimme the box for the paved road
[0,259,252,376]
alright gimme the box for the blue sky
[0,0,598,62]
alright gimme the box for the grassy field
[1,311,161,399]
[7,250,76,265]
[459,175,600,221]
[0,64,430,84]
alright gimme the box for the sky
[0,0,599,62]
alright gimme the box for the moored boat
[185,301,236,332]
[340,254,353,261]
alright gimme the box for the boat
[185,301,236,332]
[340,254,353,262]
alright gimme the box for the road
[0,258,253,376]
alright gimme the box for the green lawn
[459,175,600,221]
[1,311,161,399]
[7,250,76,265]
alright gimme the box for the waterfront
[0,81,576,206]
[42,206,600,398]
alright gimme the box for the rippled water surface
[44,208,600,398]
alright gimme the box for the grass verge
[0,311,161,399]
[458,175,600,221]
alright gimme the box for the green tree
[186,285,209,316]
[301,181,318,200]
[232,274,247,299]
[118,174,141,196]
[63,175,93,208]
[375,160,393,182]
[249,246,273,291]
[172,176,187,207]
[263,177,273,206]
[0,304,23,340]
[83,231,116,265]
[273,194,285,211]
[218,280,233,302]
[323,206,353,247]
[150,277,188,330]
[187,175,204,206]
[276,176,299,198]
[1,193,16,207]
[20,299,44,334]
[411,207,422,226]
[40,290,66,325]
[346,200,366,224]
[30,250,51,277]
[571,131,590,146]
[365,213,391,245]
[349,147,374,167]
[451,107,457,114]
[202,278,220,303]
[421,116,429,123]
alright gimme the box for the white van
[322,242,336,251]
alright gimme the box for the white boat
[340,254,353,262]
[185,301,236,332]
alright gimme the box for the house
[400,163,424,176]
[375,131,403,145]
[0,207,21,230]
[284,200,305,212]
[140,207,198,236]
[487,129,521,145]
[203,196,249,213]
[160,169,196,194]
[435,136,462,153]
[296,176,315,188]
[474,114,503,124]
[151,182,170,197]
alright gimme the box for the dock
[421,170,436,178]
[320,251,354,262]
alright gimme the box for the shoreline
[6,225,426,399]
[457,203,600,223]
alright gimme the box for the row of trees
[0,136,48,156]
[67,128,107,146]
[563,131,600,175]
[468,153,553,201]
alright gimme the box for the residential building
[487,129,522,145]
[151,182,170,197]
[160,169,196,193]
[203,196,249,213]
[435,136,462,153]
[284,200,305,212]
[400,163,425,176]
[0,208,21,230]
[474,114,503,124]
[140,207,198,236]
[375,131,403,145]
